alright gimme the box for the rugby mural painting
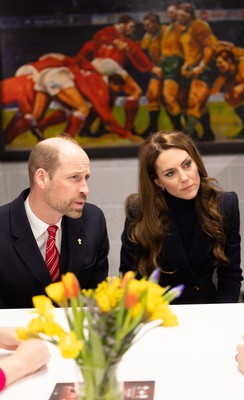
[0,1,243,159]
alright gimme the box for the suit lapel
[11,192,53,287]
[13,230,53,286]
[10,190,89,285]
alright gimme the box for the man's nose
[80,180,89,196]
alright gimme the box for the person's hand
[0,339,50,388]
[233,84,243,99]
[113,39,129,51]
[181,63,193,78]
[151,66,163,79]
[191,61,206,77]
[0,327,20,351]
[236,343,244,374]
[12,339,50,375]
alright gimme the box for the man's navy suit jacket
[0,189,109,308]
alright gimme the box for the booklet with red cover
[49,381,155,399]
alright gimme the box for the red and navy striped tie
[45,225,60,282]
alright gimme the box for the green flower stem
[115,289,126,330]
[77,363,122,400]
[85,312,106,368]
[113,312,143,356]
[64,307,75,333]
[119,293,147,338]
[71,296,85,341]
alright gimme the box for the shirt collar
[24,196,62,240]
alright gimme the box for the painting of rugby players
[0,0,243,160]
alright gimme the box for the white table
[1,304,244,400]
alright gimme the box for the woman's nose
[179,170,188,181]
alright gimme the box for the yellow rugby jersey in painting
[141,25,166,64]
[161,22,184,58]
[180,19,218,66]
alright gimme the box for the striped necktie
[45,225,60,281]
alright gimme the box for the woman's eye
[166,171,174,177]
[184,160,191,168]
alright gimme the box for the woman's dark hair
[125,131,228,276]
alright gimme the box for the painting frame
[0,1,244,161]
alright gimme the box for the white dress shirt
[24,196,62,260]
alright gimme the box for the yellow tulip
[46,281,68,307]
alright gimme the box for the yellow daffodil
[58,331,83,359]
[32,295,54,318]
[16,327,37,340]
[28,317,45,334]
[82,288,93,298]
[43,320,66,338]
[18,271,182,378]
[94,276,123,312]
[150,304,178,326]
[130,302,143,319]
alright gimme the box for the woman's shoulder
[217,191,239,215]
[218,191,238,204]
[125,193,140,221]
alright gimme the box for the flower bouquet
[17,269,183,400]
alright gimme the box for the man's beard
[44,189,86,219]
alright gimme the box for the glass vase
[75,363,123,400]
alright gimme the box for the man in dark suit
[0,135,109,308]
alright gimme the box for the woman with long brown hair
[120,130,242,303]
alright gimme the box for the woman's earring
[161,186,165,191]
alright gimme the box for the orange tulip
[124,290,138,309]
[62,272,80,299]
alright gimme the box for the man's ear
[35,168,49,189]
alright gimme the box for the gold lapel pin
[77,239,82,245]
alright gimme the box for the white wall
[0,154,243,278]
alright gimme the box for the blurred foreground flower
[17,269,183,399]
